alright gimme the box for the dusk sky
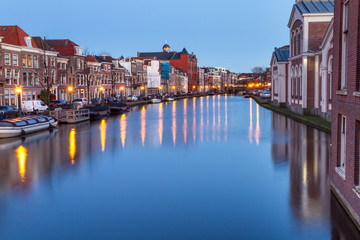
[1,0,294,73]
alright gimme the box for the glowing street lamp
[68,86,73,106]
[15,87,22,116]
[99,86,105,106]
[120,86,125,101]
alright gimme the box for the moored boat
[165,97,175,102]
[151,98,161,104]
[0,115,58,139]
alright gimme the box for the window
[13,54,18,66]
[22,54,27,67]
[35,73,39,86]
[77,59,81,69]
[4,53,10,65]
[51,57,55,67]
[51,69,55,83]
[341,1,349,90]
[23,72,28,86]
[29,73,34,85]
[5,69,11,85]
[34,56,38,68]
[25,37,32,47]
[14,70,19,85]
[299,66,302,98]
[28,55,32,67]
[339,115,347,174]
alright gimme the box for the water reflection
[272,113,329,222]
[172,101,176,146]
[0,96,357,239]
[141,106,146,146]
[100,119,107,152]
[159,103,163,145]
[69,128,76,165]
[183,99,187,144]
[255,104,260,145]
[16,145,27,182]
[249,98,253,144]
[193,98,196,143]
[120,114,127,148]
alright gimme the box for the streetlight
[120,86,124,102]
[15,87,22,117]
[68,86,73,106]
[99,86,105,105]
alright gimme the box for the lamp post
[158,86,162,94]
[68,86,73,108]
[15,87,22,117]
[120,86,124,102]
[172,86,175,94]
[100,86,104,106]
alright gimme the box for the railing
[50,109,90,123]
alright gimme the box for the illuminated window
[27,55,32,67]
[22,54,27,67]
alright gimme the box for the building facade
[331,0,360,229]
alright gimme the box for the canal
[0,95,359,239]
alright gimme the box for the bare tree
[38,41,54,106]
[251,66,265,74]
[84,48,92,104]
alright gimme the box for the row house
[0,26,58,106]
[146,59,161,94]
[45,39,86,101]
[331,0,360,230]
[270,0,334,120]
[169,67,188,93]
[138,43,198,91]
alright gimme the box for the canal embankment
[250,95,331,133]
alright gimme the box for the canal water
[0,95,358,239]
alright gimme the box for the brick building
[271,0,334,120]
[0,26,58,106]
[287,0,333,116]
[138,43,198,91]
[331,0,360,229]
[45,39,86,100]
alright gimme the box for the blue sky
[1,0,294,73]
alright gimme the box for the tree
[251,66,265,74]
[84,48,92,105]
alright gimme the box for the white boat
[151,98,161,104]
[0,115,58,138]
[166,98,175,101]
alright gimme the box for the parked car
[49,100,70,110]
[0,106,18,119]
[260,91,271,98]
[138,94,150,101]
[72,98,89,108]
[22,100,48,113]
[91,98,102,105]
[104,97,118,104]
[127,95,138,101]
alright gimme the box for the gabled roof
[295,0,334,14]
[272,46,290,63]
[0,25,38,48]
[32,37,53,51]
[95,56,111,63]
[45,39,80,56]
[86,55,99,63]
[139,48,195,61]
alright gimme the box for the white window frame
[12,54,18,66]
[4,53,10,65]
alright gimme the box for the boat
[165,97,175,102]
[243,95,250,98]
[83,106,110,120]
[0,115,58,139]
[151,98,161,104]
[109,102,129,115]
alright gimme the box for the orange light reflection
[16,145,27,182]
[100,119,107,152]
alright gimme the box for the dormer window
[75,47,83,55]
[25,37,32,47]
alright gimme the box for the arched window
[296,29,300,55]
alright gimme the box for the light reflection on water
[0,96,358,239]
